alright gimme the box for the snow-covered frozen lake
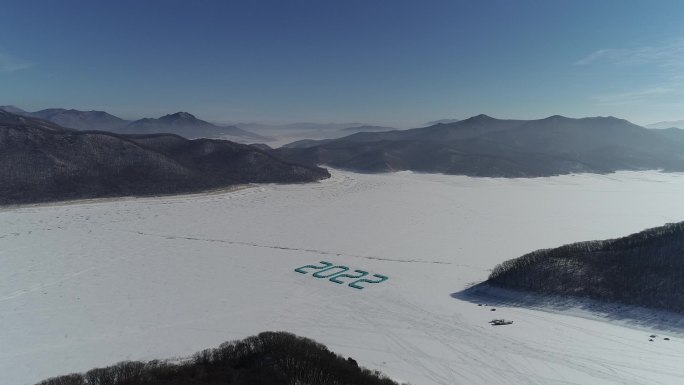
[3,170,684,385]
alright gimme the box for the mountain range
[0,106,268,142]
[29,107,129,132]
[5,105,684,191]
[276,114,684,177]
[117,111,267,141]
[0,110,329,205]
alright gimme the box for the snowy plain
[2,169,684,385]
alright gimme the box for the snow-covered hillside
[3,170,684,385]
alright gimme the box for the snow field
[2,170,684,384]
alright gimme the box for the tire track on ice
[118,230,453,265]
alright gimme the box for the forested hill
[0,106,268,141]
[35,332,398,385]
[0,110,329,205]
[487,221,684,312]
[276,114,684,177]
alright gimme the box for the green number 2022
[294,261,388,290]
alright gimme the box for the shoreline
[455,283,684,336]
[0,184,255,211]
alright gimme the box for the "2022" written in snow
[294,261,388,290]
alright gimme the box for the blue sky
[2,0,684,126]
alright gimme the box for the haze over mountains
[339,124,394,132]
[424,118,460,126]
[235,122,381,131]
[646,120,684,129]
[0,110,329,205]
[0,106,267,142]
[231,122,400,147]
[277,114,684,177]
[0,106,404,146]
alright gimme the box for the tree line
[36,331,400,385]
[488,221,684,312]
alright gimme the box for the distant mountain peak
[465,114,495,122]
[540,115,631,124]
[124,112,267,141]
[0,105,28,115]
[165,112,197,120]
[538,115,574,123]
[646,119,684,129]
[0,109,72,131]
[155,112,213,127]
[584,116,634,125]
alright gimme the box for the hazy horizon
[2,0,684,126]
[0,104,669,129]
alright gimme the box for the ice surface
[2,170,684,384]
